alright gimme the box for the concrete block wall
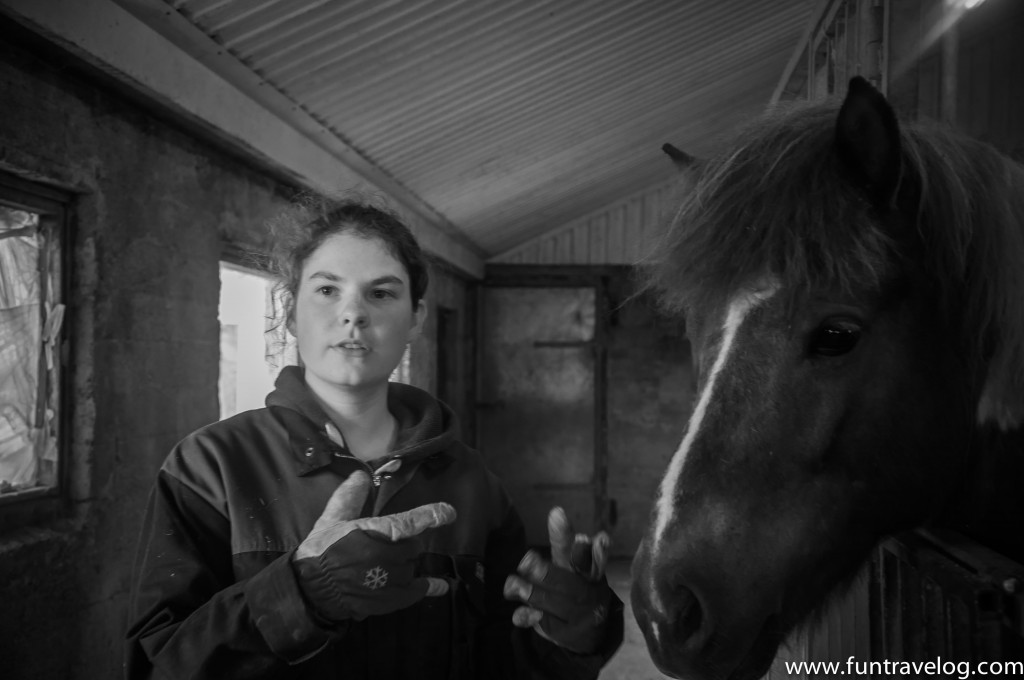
[0,32,473,680]
[0,34,295,680]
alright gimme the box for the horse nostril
[670,584,704,641]
[634,578,708,678]
[633,543,708,655]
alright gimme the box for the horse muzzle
[630,538,781,680]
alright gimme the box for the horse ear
[662,143,696,170]
[834,76,902,207]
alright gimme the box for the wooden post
[886,0,924,114]
[858,0,887,90]
[593,274,610,533]
[940,20,959,124]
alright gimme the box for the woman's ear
[410,300,428,340]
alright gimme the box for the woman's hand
[503,507,614,654]
[292,471,456,622]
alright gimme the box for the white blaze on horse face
[647,282,780,614]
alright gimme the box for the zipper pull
[371,458,401,489]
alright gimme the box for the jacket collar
[266,366,457,476]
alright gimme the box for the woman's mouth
[336,340,369,354]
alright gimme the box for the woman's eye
[809,319,862,357]
[316,285,336,296]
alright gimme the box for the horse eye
[810,320,862,357]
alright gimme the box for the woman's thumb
[319,471,371,524]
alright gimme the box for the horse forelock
[641,103,898,327]
[641,99,1024,430]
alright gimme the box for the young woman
[125,199,623,679]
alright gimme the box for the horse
[630,76,1024,680]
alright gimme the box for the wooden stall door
[478,286,600,548]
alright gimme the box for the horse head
[631,77,1024,679]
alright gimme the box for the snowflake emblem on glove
[363,566,388,590]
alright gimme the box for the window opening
[218,263,292,419]
[0,178,68,506]
[391,345,411,384]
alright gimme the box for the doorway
[477,271,610,548]
[477,267,696,556]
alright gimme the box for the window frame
[0,171,73,531]
[217,259,290,420]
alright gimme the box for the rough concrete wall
[0,39,293,680]
[606,276,694,558]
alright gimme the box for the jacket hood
[265,365,458,465]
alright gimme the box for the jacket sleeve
[479,504,625,680]
[124,467,341,680]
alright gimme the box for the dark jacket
[126,366,622,679]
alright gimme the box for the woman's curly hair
[265,192,430,329]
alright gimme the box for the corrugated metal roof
[157,0,814,258]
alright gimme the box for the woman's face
[293,231,424,392]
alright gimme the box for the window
[391,346,411,384]
[218,263,293,419]
[0,172,69,513]
[775,0,889,103]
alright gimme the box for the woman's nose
[340,299,369,327]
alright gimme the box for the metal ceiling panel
[160,0,814,257]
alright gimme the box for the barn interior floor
[600,558,669,679]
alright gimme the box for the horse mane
[641,98,1024,427]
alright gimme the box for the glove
[292,470,456,622]
[503,507,614,654]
